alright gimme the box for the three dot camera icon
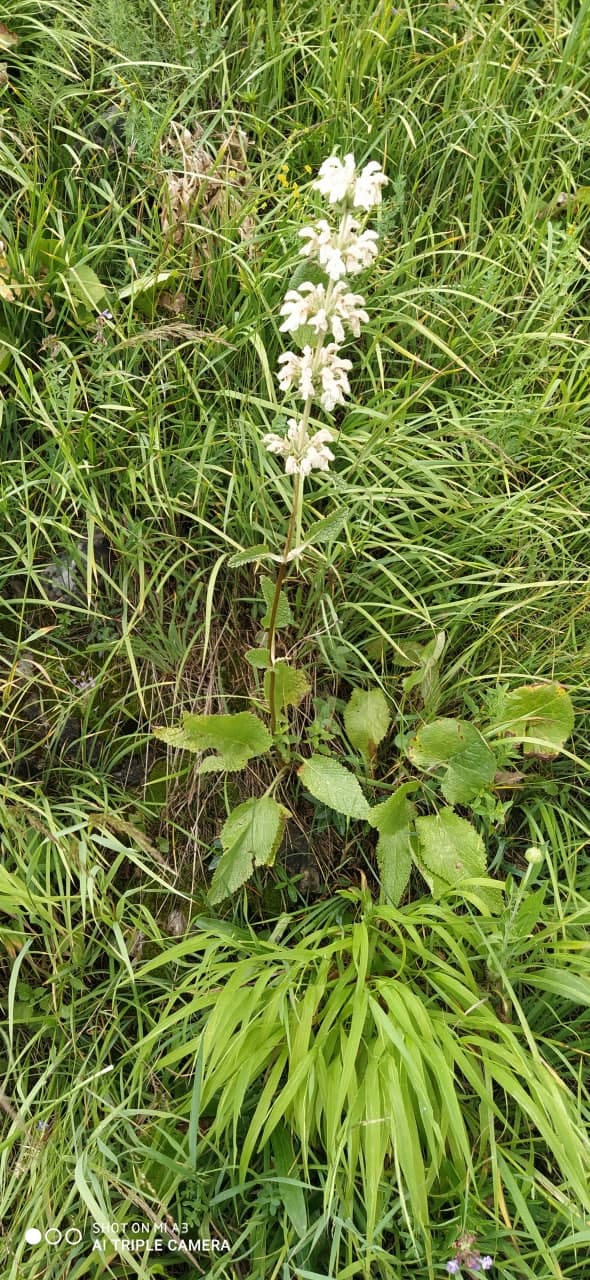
[25,1226,83,1246]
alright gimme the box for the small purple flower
[93,309,113,344]
[446,1263,461,1276]
[71,670,96,693]
[481,1260,493,1272]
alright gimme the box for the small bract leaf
[228,545,272,568]
[245,647,270,670]
[153,711,272,772]
[260,575,293,629]
[209,796,290,903]
[288,259,327,292]
[408,718,496,805]
[264,662,311,710]
[490,682,574,757]
[415,808,502,913]
[298,755,370,820]
[344,688,391,763]
[401,631,446,706]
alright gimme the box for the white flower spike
[313,153,357,203]
[312,153,388,211]
[266,152,384,480]
[276,344,353,410]
[352,160,389,211]
[263,419,335,476]
[299,218,379,279]
[279,280,368,344]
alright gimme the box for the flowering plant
[154,152,569,911]
[154,151,394,899]
[445,1233,493,1275]
[263,152,387,499]
[262,152,387,727]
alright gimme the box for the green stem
[267,473,301,735]
[267,225,349,734]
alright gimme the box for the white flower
[277,346,316,399]
[330,282,368,341]
[263,419,335,475]
[279,282,328,334]
[343,226,380,273]
[276,344,352,411]
[299,219,341,273]
[352,160,388,211]
[311,154,388,210]
[316,343,352,411]
[299,218,379,279]
[313,152,356,203]
[279,286,316,332]
[279,280,367,343]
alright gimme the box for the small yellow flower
[304,164,312,174]
[292,183,300,200]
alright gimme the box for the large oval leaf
[344,688,391,764]
[415,808,502,913]
[153,711,272,773]
[298,755,370,820]
[408,718,496,805]
[489,682,574,757]
[209,796,290,904]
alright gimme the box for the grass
[1,0,590,1274]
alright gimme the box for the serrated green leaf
[245,647,270,670]
[415,809,502,912]
[209,796,290,903]
[260,575,293,629]
[368,785,417,906]
[489,682,574,757]
[344,688,391,763]
[153,711,272,772]
[228,545,272,568]
[376,833,413,907]
[306,507,350,546]
[408,718,496,805]
[288,260,327,291]
[264,662,311,710]
[298,755,370,820]
[368,783,418,833]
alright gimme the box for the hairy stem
[267,472,301,735]
[267,257,343,733]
